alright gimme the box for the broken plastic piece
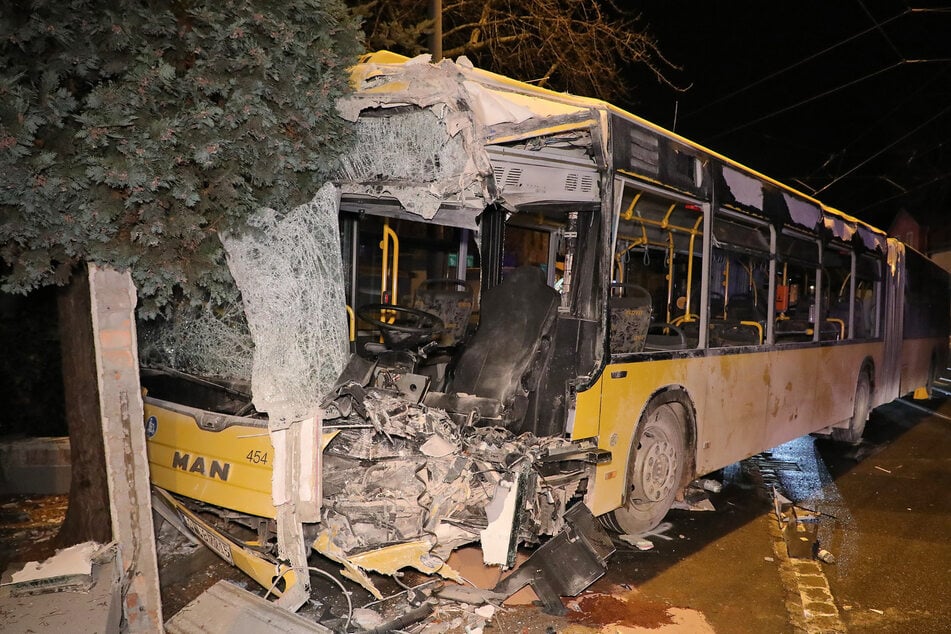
[697,478,723,493]
[490,504,614,616]
[817,549,836,564]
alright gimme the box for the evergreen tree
[0,0,362,547]
[1,0,362,315]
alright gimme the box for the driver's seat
[428,266,559,424]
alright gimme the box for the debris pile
[317,385,589,597]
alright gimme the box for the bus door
[880,238,905,400]
[495,207,604,437]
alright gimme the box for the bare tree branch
[350,0,686,102]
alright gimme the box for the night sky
[623,1,951,236]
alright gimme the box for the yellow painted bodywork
[584,343,884,516]
[571,378,603,440]
[153,487,298,598]
[144,397,276,519]
[312,532,464,599]
[352,51,887,247]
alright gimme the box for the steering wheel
[356,303,444,350]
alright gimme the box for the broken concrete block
[164,580,332,633]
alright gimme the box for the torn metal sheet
[337,53,602,220]
[153,487,301,601]
[491,504,615,616]
[312,532,463,600]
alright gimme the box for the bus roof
[348,51,887,246]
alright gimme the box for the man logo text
[171,452,231,481]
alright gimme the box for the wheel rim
[632,424,679,505]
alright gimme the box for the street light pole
[429,0,442,61]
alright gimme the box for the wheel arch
[622,384,699,504]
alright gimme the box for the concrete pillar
[88,264,163,632]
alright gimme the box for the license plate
[181,513,235,565]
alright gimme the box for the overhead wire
[684,9,909,119]
[801,64,950,185]
[856,170,951,213]
[813,103,951,195]
[707,61,904,141]
[856,0,903,60]
[703,6,951,142]
[688,6,951,119]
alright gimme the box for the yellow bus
[143,51,950,604]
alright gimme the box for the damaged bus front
[142,51,621,609]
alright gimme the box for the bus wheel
[833,371,871,444]
[606,402,686,535]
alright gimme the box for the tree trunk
[55,263,112,546]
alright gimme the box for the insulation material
[462,81,590,124]
[823,215,857,241]
[722,165,764,210]
[784,192,821,230]
[221,184,349,423]
[462,81,537,125]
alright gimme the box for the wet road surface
[553,383,951,633]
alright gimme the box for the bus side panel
[699,352,769,472]
[814,344,866,432]
[764,347,818,449]
[590,357,697,516]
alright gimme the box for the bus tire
[833,370,871,444]
[606,401,686,535]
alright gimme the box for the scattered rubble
[772,486,837,563]
[0,539,122,633]
[316,382,596,598]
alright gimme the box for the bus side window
[823,245,852,340]
[854,253,882,339]
[613,188,704,353]
[775,232,821,344]
[709,214,770,348]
